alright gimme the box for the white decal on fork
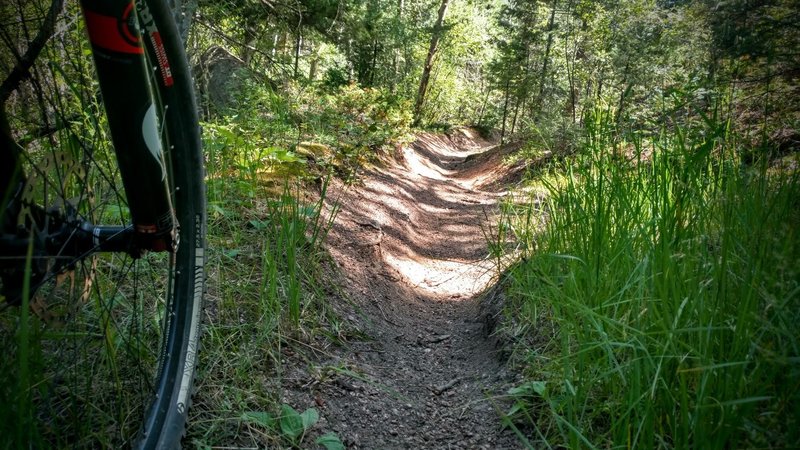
[142,103,167,181]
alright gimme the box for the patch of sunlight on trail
[384,250,496,299]
[329,129,512,302]
[373,136,507,299]
[402,146,450,181]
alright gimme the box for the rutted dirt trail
[288,129,521,449]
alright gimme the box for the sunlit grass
[187,129,345,446]
[499,109,800,448]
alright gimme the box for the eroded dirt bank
[287,129,521,449]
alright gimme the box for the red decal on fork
[83,4,143,55]
[139,1,174,87]
[149,31,174,87]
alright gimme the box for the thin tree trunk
[413,0,450,126]
[564,0,576,123]
[309,43,318,81]
[1,0,64,195]
[566,46,576,123]
[580,80,591,124]
[476,88,490,126]
[500,74,511,144]
[510,94,521,136]
[534,0,557,115]
[293,24,302,79]
[369,39,379,86]
[615,59,631,125]
[391,0,405,92]
[616,83,631,125]
[344,39,353,80]
[1,0,64,104]
[171,0,198,46]
[242,22,256,65]
[513,42,531,134]
[597,76,604,99]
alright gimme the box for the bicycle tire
[0,1,205,448]
[135,0,206,448]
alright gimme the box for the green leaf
[529,381,546,396]
[223,248,241,258]
[209,203,228,217]
[301,205,318,218]
[248,219,271,230]
[242,411,275,429]
[300,407,319,430]
[508,380,546,397]
[274,150,302,162]
[316,433,345,450]
[504,402,523,420]
[279,404,304,440]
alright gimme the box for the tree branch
[0,0,65,104]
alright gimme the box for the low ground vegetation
[495,105,799,448]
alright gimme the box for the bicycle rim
[0,0,205,448]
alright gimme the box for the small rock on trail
[287,128,522,449]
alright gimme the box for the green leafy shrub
[203,78,412,182]
[293,82,412,170]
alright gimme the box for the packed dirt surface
[286,129,522,449]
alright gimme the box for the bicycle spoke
[1,1,205,446]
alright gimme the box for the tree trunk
[391,0,405,92]
[272,33,279,58]
[293,25,302,79]
[309,43,318,81]
[514,43,531,134]
[171,0,198,46]
[345,39,354,80]
[500,74,511,144]
[615,59,631,125]
[564,0,577,123]
[369,39,379,86]
[282,31,290,55]
[476,88,490,126]
[566,51,576,123]
[242,21,256,65]
[413,0,450,126]
[1,0,64,196]
[534,0,557,116]
[510,94,522,136]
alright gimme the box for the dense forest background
[3,0,799,171]
[178,0,800,153]
[1,0,799,448]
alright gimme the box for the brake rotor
[10,148,97,323]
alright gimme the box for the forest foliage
[1,0,798,447]
[179,0,799,152]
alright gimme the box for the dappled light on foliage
[1,0,798,447]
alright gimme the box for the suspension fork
[79,0,177,253]
[0,0,176,259]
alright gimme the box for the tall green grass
[187,129,343,446]
[501,109,800,448]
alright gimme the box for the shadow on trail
[286,128,521,450]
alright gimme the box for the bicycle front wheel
[133,0,206,447]
[0,0,205,448]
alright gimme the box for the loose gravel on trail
[284,129,522,449]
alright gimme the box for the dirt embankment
[285,128,523,449]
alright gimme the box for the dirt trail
[288,129,520,449]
